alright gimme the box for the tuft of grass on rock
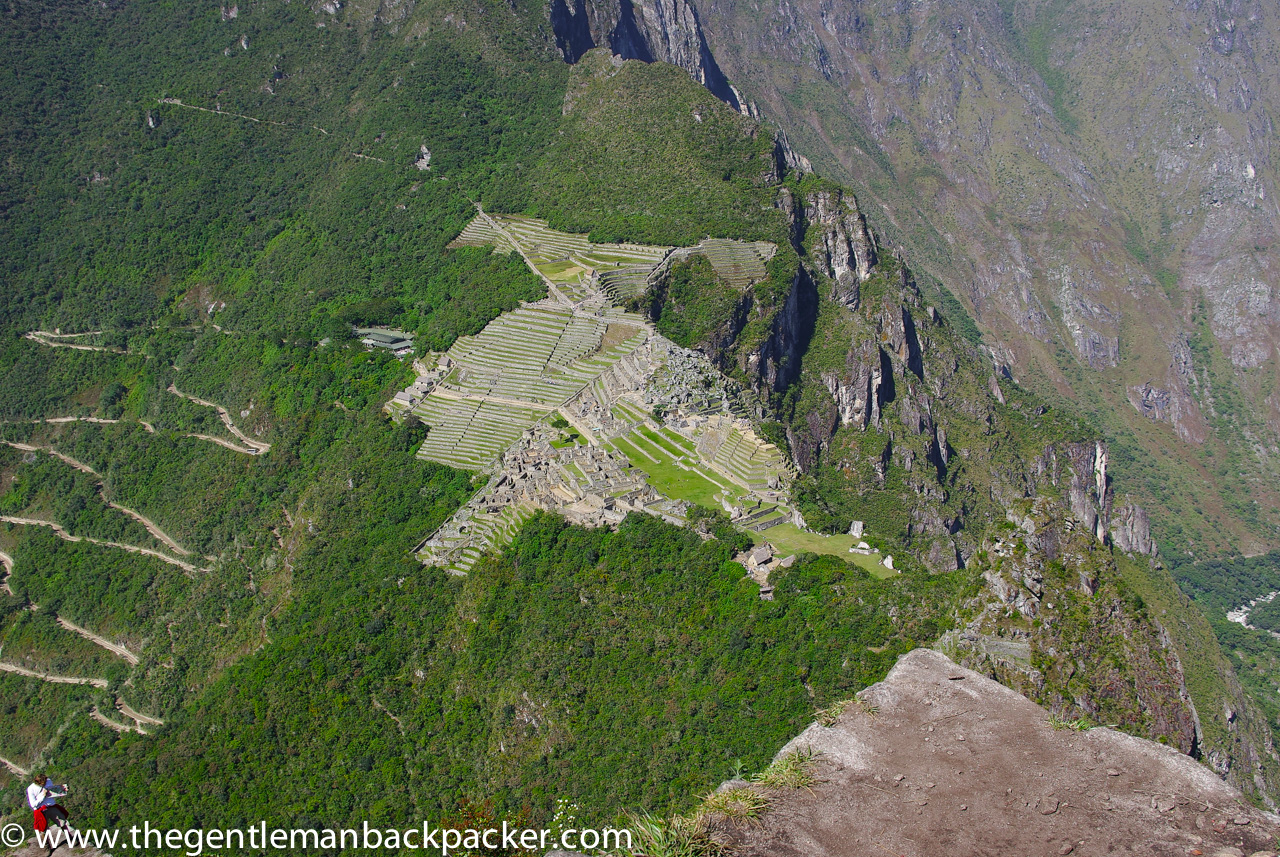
[814,699,851,726]
[616,749,820,856]
[699,787,769,821]
[1048,713,1093,731]
[622,810,722,857]
[751,747,818,790]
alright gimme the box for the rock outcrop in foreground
[723,649,1280,857]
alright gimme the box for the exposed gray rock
[804,189,877,308]
[722,649,1280,857]
[413,145,431,171]
[549,0,741,110]
[1065,441,1110,545]
[1110,499,1156,556]
[821,339,885,430]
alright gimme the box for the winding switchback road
[167,384,271,454]
[0,661,108,688]
[54,617,139,665]
[0,516,204,574]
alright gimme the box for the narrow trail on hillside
[104,502,190,556]
[157,96,330,135]
[0,754,29,776]
[0,516,205,574]
[24,331,126,354]
[91,705,140,734]
[54,617,139,665]
[2,441,195,557]
[167,385,271,454]
[0,661,108,688]
[0,665,163,735]
[23,415,257,455]
[474,205,572,307]
[2,440,100,477]
[186,433,256,455]
[44,416,122,427]
[117,699,163,728]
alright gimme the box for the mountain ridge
[1,0,1278,842]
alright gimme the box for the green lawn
[533,259,585,280]
[550,429,583,448]
[630,430,742,501]
[610,437,733,509]
[757,523,896,578]
[640,425,697,456]
[611,399,653,424]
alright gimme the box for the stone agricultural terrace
[409,302,648,470]
[398,208,857,577]
[449,212,776,303]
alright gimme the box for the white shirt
[26,781,57,811]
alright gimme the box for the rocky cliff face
[718,649,1280,856]
[702,177,1163,572]
[565,0,1280,553]
[947,511,1280,807]
[549,0,742,108]
[738,263,817,394]
[534,6,1279,799]
[800,188,877,308]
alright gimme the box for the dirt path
[0,550,12,596]
[186,433,256,455]
[0,516,204,574]
[475,205,573,308]
[54,617,139,665]
[158,96,329,135]
[91,705,140,734]
[0,444,194,559]
[0,661,108,688]
[167,384,271,454]
[117,699,163,728]
[30,415,258,455]
[45,416,121,426]
[24,331,125,354]
[104,502,190,556]
[1,440,100,478]
[0,754,29,776]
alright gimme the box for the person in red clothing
[26,773,70,837]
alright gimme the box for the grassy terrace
[413,395,545,470]
[757,523,897,578]
[610,398,655,426]
[412,304,648,470]
[449,213,779,305]
[711,426,789,490]
[609,432,738,509]
[688,238,776,289]
[639,425,696,455]
[434,502,538,576]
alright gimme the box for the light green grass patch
[611,437,729,509]
[629,430,743,503]
[550,430,583,448]
[758,522,896,578]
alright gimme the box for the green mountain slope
[692,0,1280,559]
[1,0,1276,838]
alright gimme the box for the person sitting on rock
[26,773,71,837]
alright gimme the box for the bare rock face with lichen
[719,649,1280,857]
[554,0,1280,557]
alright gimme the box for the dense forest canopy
[0,0,951,835]
[3,0,1280,846]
